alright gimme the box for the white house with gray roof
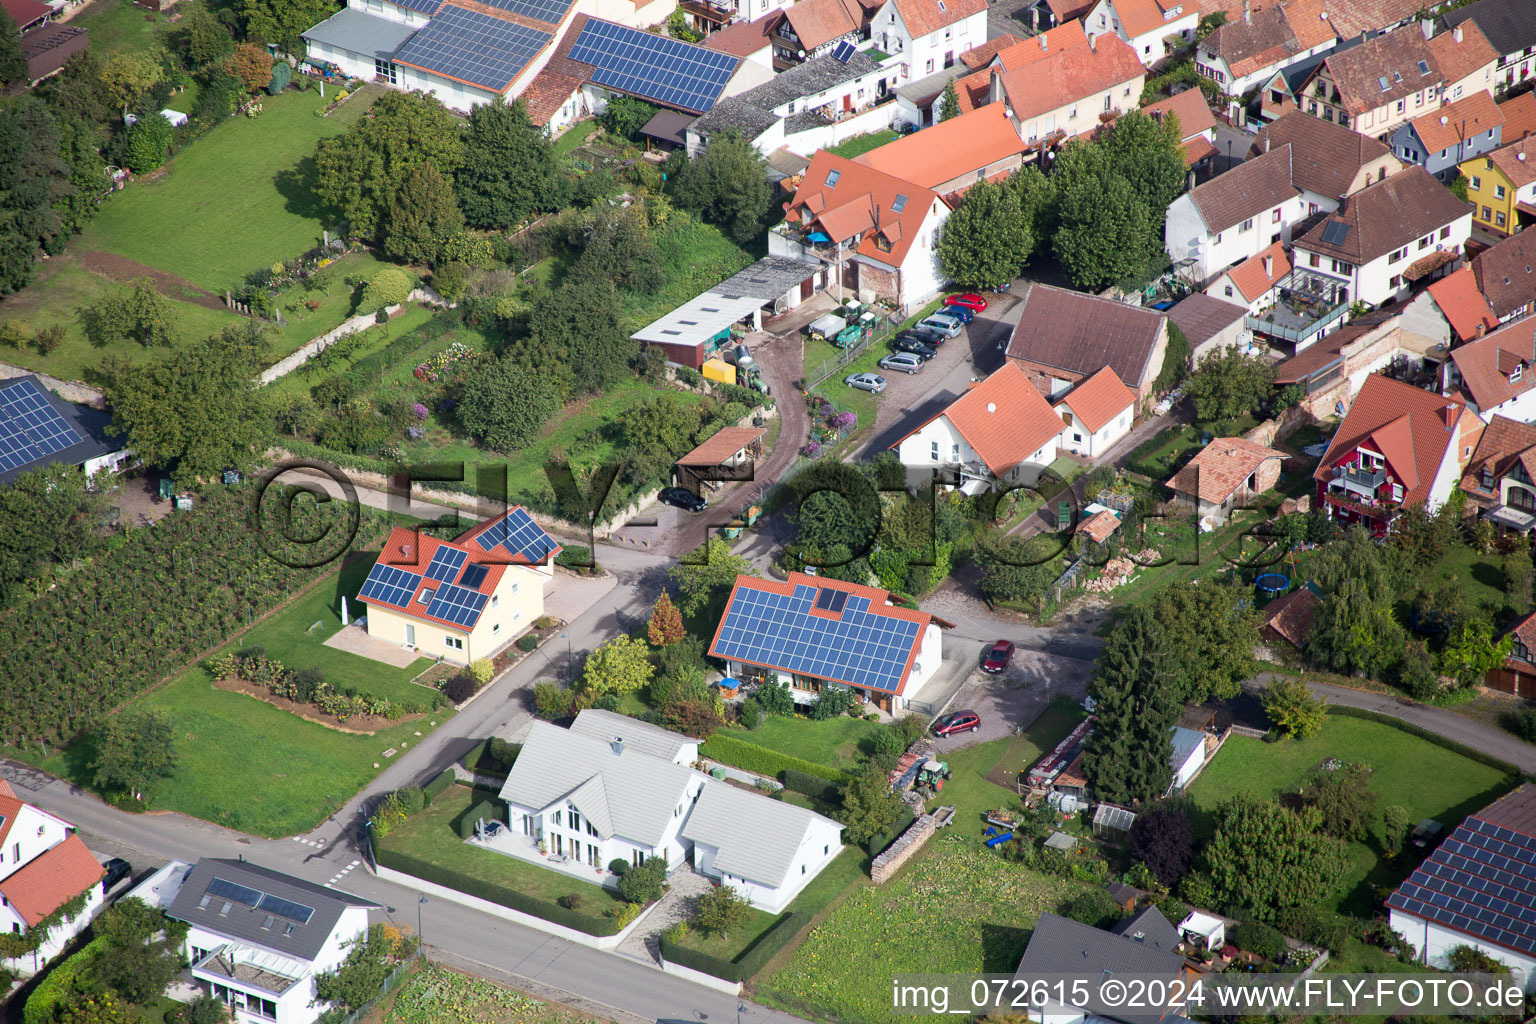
[497,715,844,910]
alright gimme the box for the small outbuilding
[1092,803,1136,841]
[674,425,766,493]
[1179,910,1226,952]
[1043,831,1078,852]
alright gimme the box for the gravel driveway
[927,650,1093,754]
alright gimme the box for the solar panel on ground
[569,19,737,112]
[424,546,468,582]
[257,893,315,925]
[0,378,84,473]
[208,878,263,907]
[393,5,551,91]
[459,562,489,589]
[425,582,488,627]
[476,0,573,25]
[358,564,423,608]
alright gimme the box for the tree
[1203,797,1348,922]
[238,0,341,54]
[1096,111,1188,221]
[223,42,273,92]
[1185,347,1275,423]
[104,336,272,488]
[1053,171,1155,291]
[1440,615,1512,689]
[811,681,856,720]
[1059,889,1121,928]
[618,857,668,904]
[1394,639,1441,700]
[99,51,164,112]
[314,925,412,1011]
[521,279,632,394]
[89,897,190,1004]
[1261,677,1326,739]
[0,464,108,605]
[1301,762,1376,841]
[54,114,108,238]
[0,9,24,86]
[1448,172,1470,202]
[939,79,960,121]
[381,160,463,265]
[669,537,759,619]
[1151,580,1259,704]
[694,883,750,940]
[580,635,654,700]
[457,101,557,229]
[647,592,686,647]
[1306,576,1405,678]
[1082,608,1180,804]
[936,178,1033,289]
[977,535,1057,607]
[314,90,464,240]
[601,94,660,141]
[1154,322,1191,393]
[1126,800,1194,886]
[1388,501,1459,567]
[173,1,233,69]
[79,277,180,347]
[124,112,174,173]
[90,711,178,801]
[1506,543,1534,616]
[358,266,413,314]
[456,356,561,452]
[666,132,774,245]
[838,763,904,844]
[0,98,71,294]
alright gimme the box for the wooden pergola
[674,426,767,493]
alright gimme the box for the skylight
[1417,60,1429,75]
[826,169,841,186]
[892,193,908,213]
[1378,76,1389,91]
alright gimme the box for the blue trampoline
[1255,573,1290,599]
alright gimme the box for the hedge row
[422,768,455,804]
[23,935,107,1024]
[700,734,848,785]
[1325,705,1523,777]
[658,910,809,982]
[781,768,839,801]
[865,807,917,858]
[454,800,503,839]
[374,846,623,936]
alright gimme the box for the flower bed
[414,341,479,383]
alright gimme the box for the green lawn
[1190,715,1516,916]
[982,700,1088,793]
[552,120,600,157]
[72,0,166,59]
[381,786,623,908]
[79,87,375,292]
[1423,542,1506,616]
[826,130,899,159]
[237,550,436,704]
[1123,416,1260,480]
[745,715,885,771]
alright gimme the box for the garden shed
[1092,803,1135,840]
[1043,831,1077,852]
[674,426,766,493]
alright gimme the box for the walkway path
[617,869,715,965]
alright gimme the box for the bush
[555,546,593,570]
[394,787,425,815]
[617,857,667,904]
[442,674,478,705]
[738,699,763,729]
[700,733,847,784]
[359,268,413,314]
[455,800,501,838]
[865,806,916,857]
[657,911,809,983]
[1231,921,1286,960]
[422,768,455,804]
[608,859,630,876]
[1058,889,1122,928]
[1500,707,1536,742]
[516,634,539,653]
[1275,905,1352,953]
[781,768,840,802]
[534,681,576,720]
[558,893,583,910]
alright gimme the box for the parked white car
[917,315,963,339]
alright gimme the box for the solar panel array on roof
[459,562,489,589]
[814,587,848,613]
[831,40,856,63]
[208,877,263,907]
[569,19,738,112]
[424,582,488,627]
[476,0,572,25]
[1321,221,1352,245]
[257,892,315,925]
[425,545,468,582]
[393,4,551,91]
[391,0,443,12]
[0,378,84,475]
[713,583,922,692]
[358,564,422,608]
[473,507,558,562]
[1386,812,1536,957]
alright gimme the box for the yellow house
[358,507,560,665]
[1462,137,1536,236]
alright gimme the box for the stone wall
[0,363,105,407]
[871,812,938,884]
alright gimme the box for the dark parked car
[659,487,708,512]
[902,326,947,346]
[890,335,937,359]
[102,858,132,890]
[933,710,982,736]
[981,640,1015,674]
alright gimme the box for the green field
[744,715,886,771]
[72,0,166,59]
[1190,715,1516,915]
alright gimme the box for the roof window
[1378,76,1389,91]
[892,193,908,213]
[1416,60,1429,75]
[826,169,841,186]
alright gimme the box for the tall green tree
[1185,347,1274,422]
[1096,110,1187,223]
[314,90,464,240]
[0,97,73,294]
[1305,576,1404,678]
[936,177,1032,289]
[1506,543,1534,615]
[457,355,562,452]
[89,898,191,1004]
[238,0,340,55]
[381,160,464,265]
[838,763,904,844]
[98,51,164,113]
[54,115,107,238]
[91,711,179,801]
[0,9,25,86]
[666,131,773,244]
[579,635,655,700]
[939,79,960,121]
[0,464,107,605]
[1202,797,1348,922]
[1053,171,1155,291]
[457,100,556,230]
[79,277,180,348]
[1440,615,1512,689]
[668,537,758,618]
[104,336,272,488]
[1081,607,1180,804]
[599,94,659,140]
[1152,580,1260,704]
[172,0,234,69]
[521,279,631,393]
[1261,677,1326,738]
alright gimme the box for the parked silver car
[878,352,925,374]
[844,372,887,393]
[917,314,964,339]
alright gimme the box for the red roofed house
[1500,91,1536,145]
[771,150,950,311]
[769,0,867,67]
[1141,87,1218,167]
[1053,365,1138,458]
[1313,372,1484,534]
[870,0,988,82]
[709,572,946,712]
[0,781,105,973]
[1207,241,1291,313]
[989,32,1146,150]
[2,0,51,32]
[1081,0,1198,67]
[1461,414,1536,535]
[1414,264,1498,346]
[358,507,561,665]
[1442,319,1536,421]
[1195,0,1337,97]
[853,103,1027,197]
[1490,610,1536,696]
[1166,435,1288,525]
[893,362,1066,492]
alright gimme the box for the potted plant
[537,840,547,856]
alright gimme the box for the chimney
[1263,254,1273,277]
[611,737,624,755]
[1421,19,1432,40]
[1088,31,1096,50]
[1476,322,1487,338]
[1039,33,1048,50]
[1454,24,1462,42]
[1265,134,1271,152]
[1242,0,1250,24]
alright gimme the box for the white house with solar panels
[356,507,560,665]
[496,711,844,912]
[0,375,130,487]
[707,572,947,714]
[139,858,379,1024]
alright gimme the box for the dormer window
[876,235,892,252]
[1514,365,1524,383]
[1516,639,1532,663]
[1482,468,1495,490]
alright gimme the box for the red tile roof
[1406,89,1503,155]
[1204,0,1335,80]
[1113,0,1189,40]
[1312,373,1477,507]
[1248,109,1396,200]
[703,11,776,56]
[1296,166,1471,266]
[1053,365,1136,434]
[677,426,767,466]
[950,66,993,112]
[992,20,1091,71]
[0,780,21,851]
[1078,508,1122,543]
[782,0,864,50]
[896,362,1064,476]
[1462,415,1536,497]
[1,0,50,29]
[1141,88,1216,142]
[960,32,1022,69]
[1220,240,1290,303]
[0,835,102,928]
[1167,435,1287,504]
[890,0,985,38]
[521,68,585,126]
[1426,265,1498,344]
[1447,319,1536,411]
[787,151,945,267]
[997,33,1144,125]
[1485,135,1536,189]
[1426,17,1498,88]
[1499,92,1536,144]
[853,103,1026,191]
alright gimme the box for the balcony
[681,0,735,24]
[1323,488,1395,522]
[1245,269,1350,346]
[1336,464,1386,496]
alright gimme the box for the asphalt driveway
[927,648,1094,754]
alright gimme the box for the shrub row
[23,935,107,1024]
[865,807,917,858]
[1325,706,1521,776]
[699,734,847,785]
[332,312,457,395]
[422,768,455,804]
[373,846,622,936]
[780,768,840,801]
[658,910,809,982]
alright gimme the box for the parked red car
[981,640,1015,674]
[933,710,982,736]
[946,293,988,312]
